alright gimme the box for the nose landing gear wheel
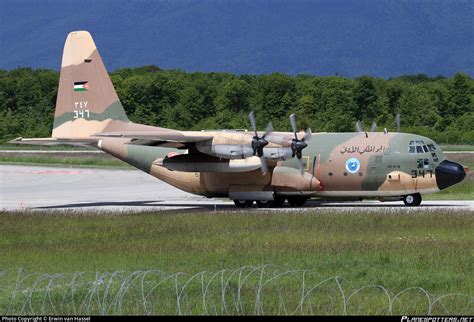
[233,200,254,208]
[403,193,422,206]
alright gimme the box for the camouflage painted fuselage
[98,131,446,199]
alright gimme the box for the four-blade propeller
[289,113,312,174]
[247,111,312,175]
[248,111,273,174]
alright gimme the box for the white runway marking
[1,165,473,212]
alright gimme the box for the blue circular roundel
[345,158,360,174]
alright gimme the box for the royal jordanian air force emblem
[345,158,360,174]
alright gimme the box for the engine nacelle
[271,166,321,194]
[195,135,292,161]
[196,140,255,159]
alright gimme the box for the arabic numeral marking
[411,170,433,178]
[73,109,90,119]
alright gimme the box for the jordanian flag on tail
[74,81,88,92]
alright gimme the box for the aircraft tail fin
[52,31,129,139]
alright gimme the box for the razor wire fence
[0,265,472,315]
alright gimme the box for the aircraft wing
[95,131,213,142]
[94,131,214,148]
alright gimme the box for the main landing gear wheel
[256,196,286,208]
[272,195,286,207]
[403,193,422,207]
[234,200,254,208]
[256,200,272,208]
[287,196,308,207]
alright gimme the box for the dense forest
[0,67,473,144]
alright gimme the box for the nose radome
[435,160,467,190]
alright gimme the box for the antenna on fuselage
[395,113,401,132]
[355,120,363,132]
[370,121,377,132]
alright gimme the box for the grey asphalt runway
[1,165,473,212]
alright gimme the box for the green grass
[441,145,474,152]
[0,210,472,315]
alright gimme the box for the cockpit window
[409,140,431,154]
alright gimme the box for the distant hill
[0,0,473,77]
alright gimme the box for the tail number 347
[411,170,433,178]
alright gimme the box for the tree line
[0,66,473,144]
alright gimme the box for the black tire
[256,200,272,208]
[403,193,422,206]
[287,196,308,207]
[234,200,254,208]
[271,195,286,207]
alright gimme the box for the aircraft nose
[435,160,467,190]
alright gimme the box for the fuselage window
[417,159,424,168]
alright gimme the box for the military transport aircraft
[11,31,467,207]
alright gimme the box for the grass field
[440,145,474,152]
[0,210,472,315]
